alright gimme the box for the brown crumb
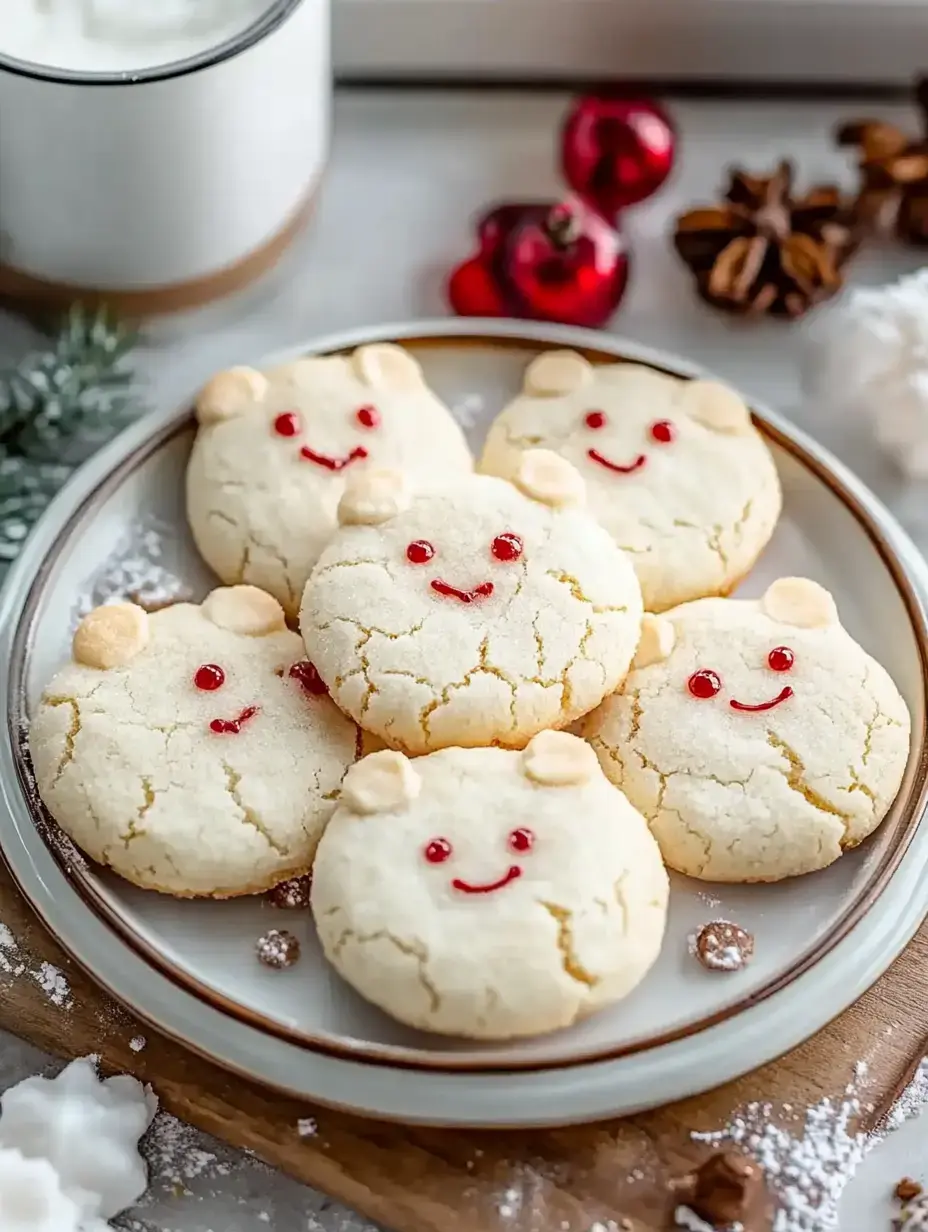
[674,1149,770,1228]
[691,920,754,972]
[266,875,312,910]
[256,928,301,969]
[897,1178,924,1202]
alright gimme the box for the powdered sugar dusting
[887,1059,928,1131]
[74,517,190,624]
[142,1113,232,1187]
[32,961,72,1010]
[688,1053,928,1232]
[0,920,74,1011]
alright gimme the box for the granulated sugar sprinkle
[690,1053,928,1232]
[141,1113,233,1188]
[31,961,72,1009]
[75,517,189,622]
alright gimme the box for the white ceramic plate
[2,319,928,1126]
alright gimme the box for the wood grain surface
[0,851,923,1232]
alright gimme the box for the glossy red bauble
[561,96,676,218]
[447,197,629,329]
[447,256,509,318]
[502,201,629,329]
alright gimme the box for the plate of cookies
[1,319,927,1127]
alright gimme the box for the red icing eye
[356,405,379,429]
[273,411,301,437]
[194,664,225,691]
[289,660,329,695]
[688,669,721,700]
[650,419,675,444]
[585,410,607,430]
[509,827,534,853]
[425,838,452,864]
[407,540,435,564]
[768,646,795,673]
[491,533,523,562]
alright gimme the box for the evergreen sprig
[0,305,141,573]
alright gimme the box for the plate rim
[2,318,928,1102]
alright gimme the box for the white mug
[0,0,330,315]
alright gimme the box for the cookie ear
[680,380,752,436]
[352,344,425,391]
[196,367,269,425]
[201,586,286,636]
[632,614,676,669]
[342,750,422,815]
[522,730,599,787]
[761,577,839,629]
[513,450,585,508]
[523,350,594,397]
[73,604,149,670]
[337,469,410,526]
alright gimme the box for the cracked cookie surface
[583,578,911,882]
[311,737,669,1038]
[478,350,781,612]
[186,344,472,617]
[300,465,643,754]
[29,588,359,898]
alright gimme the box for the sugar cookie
[583,578,911,882]
[186,344,472,617]
[29,587,358,897]
[479,351,782,611]
[300,456,644,754]
[311,736,669,1038]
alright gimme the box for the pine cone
[837,77,928,245]
[673,160,858,318]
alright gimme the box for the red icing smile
[452,866,522,895]
[210,706,259,734]
[431,579,494,603]
[299,444,368,471]
[587,449,647,474]
[729,686,794,713]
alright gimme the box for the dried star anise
[673,160,857,319]
[837,77,928,244]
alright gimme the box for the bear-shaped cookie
[186,344,472,617]
[29,586,358,897]
[479,350,782,612]
[299,452,644,754]
[311,734,669,1038]
[583,578,911,882]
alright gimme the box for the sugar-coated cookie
[29,587,358,898]
[479,351,782,612]
[312,734,669,1038]
[583,578,911,882]
[186,345,472,617]
[300,454,644,755]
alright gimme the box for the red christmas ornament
[561,96,676,218]
[504,200,628,328]
[447,198,629,329]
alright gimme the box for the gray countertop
[1,87,926,1231]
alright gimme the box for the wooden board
[0,852,924,1232]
